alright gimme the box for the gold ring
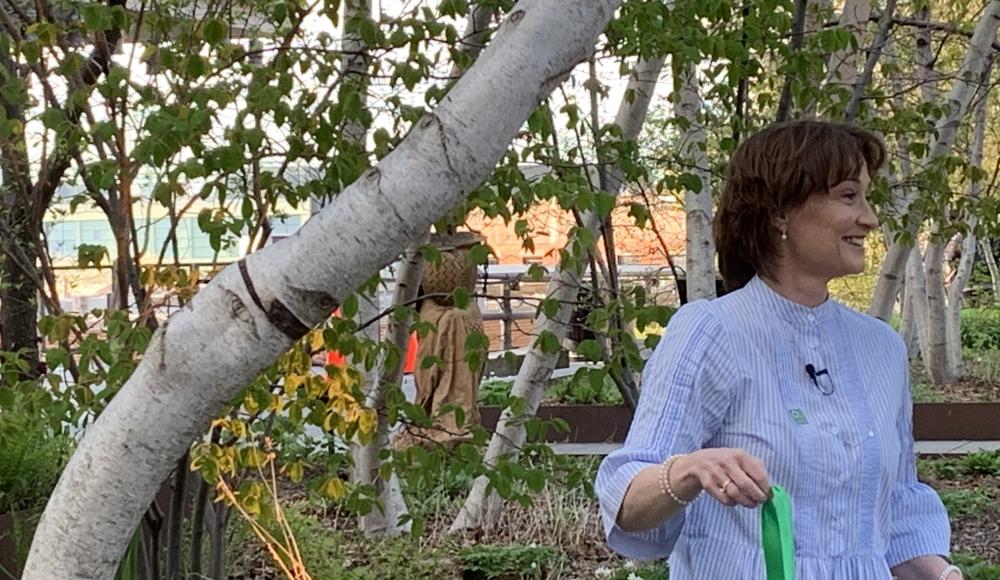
[720,479,733,494]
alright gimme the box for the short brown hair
[714,120,885,290]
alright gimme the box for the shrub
[960,309,1000,350]
[0,406,74,514]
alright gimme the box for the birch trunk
[945,66,991,378]
[824,0,872,91]
[924,228,950,384]
[23,3,621,576]
[449,54,666,533]
[676,66,716,300]
[869,0,1000,321]
[843,0,895,122]
[906,244,933,366]
[982,240,1000,303]
[899,281,919,358]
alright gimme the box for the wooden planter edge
[478,403,1000,443]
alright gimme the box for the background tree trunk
[676,66,716,301]
[945,61,991,378]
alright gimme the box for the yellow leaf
[321,477,346,499]
[308,330,325,352]
[285,373,305,395]
[357,409,376,436]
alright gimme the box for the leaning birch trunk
[868,0,1000,321]
[449,54,666,533]
[23,3,621,577]
[982,239,1000,303]
[676,66,716,300]
[945,68,991,378]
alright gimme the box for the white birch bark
[945,68,990,378]
[907,244,933,365]
[899,280,919,357]
[824,0,872,90]
[449,54,666,533]
[23,2,621,577]
[924,227,950,384]
[843,0,895,123]
[982,240,1000,302]
[676,66,716,300]
[869,0,1000,321]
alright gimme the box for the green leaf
[451,287,470,309]
[77,244,109,268]
[467,243,490,265]
[680,172,702,192]
[536,330,560,354]
[341,294,359,319]
[594,191,615,219]
[540,298,559,319]
[201,18,227,44]
[577,339,602,361]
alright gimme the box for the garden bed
[227,452,1000,579]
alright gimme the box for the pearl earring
[781,230,788,241]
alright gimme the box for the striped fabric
[595,276,951,579]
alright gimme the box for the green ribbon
[761,484,795,580]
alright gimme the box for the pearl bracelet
[937,564,962,580]
[658,454,695,506]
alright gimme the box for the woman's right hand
[673,448,772,508]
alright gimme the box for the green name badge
[789,409,808,425]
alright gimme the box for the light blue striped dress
[595,276,951,579]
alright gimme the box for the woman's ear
[771,213,788,236]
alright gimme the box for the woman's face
[781,163,878,282]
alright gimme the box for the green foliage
[939,488,992,517]
[921,451,1000,480]
[961,309,1000,350]
[458,543,566,579]
[952,552,1000,580]
[0,398,74,514]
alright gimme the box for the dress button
[838,472,849,484]
[830,426,840,436]
[868,430,875,438]
[831,518,843,531]
[807,314,816,322]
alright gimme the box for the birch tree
[22,2,623,577]
[945,62,992,378]
[869,0,1000,322]
[450,54,665,533]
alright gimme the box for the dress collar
[744,275,836,325]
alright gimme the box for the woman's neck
[760,270,829,308]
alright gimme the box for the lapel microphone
[805,364,835,395]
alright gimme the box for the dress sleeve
[594,300,740,560]
[886,359,951,567]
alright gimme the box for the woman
[595,121,959,579]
